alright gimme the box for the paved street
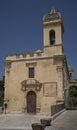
[52,110,77,130]
[0,114,41,130]
[0,110,77,130]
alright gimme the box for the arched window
[49,30,55,45]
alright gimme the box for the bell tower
[43,7,64,48]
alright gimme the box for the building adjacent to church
[68,65,77,87]
[4,8,69,115]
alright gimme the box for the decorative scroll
[21,79,42,92]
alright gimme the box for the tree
[69,86,77,107]
[0,78,4,106]
[69,86,77,97]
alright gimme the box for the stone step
[0,127,32,130]
[0,126,58,130]
[0,129,31,130]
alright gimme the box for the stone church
[4,7,69,115]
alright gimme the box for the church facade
[4,8,69,115]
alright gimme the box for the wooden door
[27,91,36,114]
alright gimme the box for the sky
[0,0,77,79]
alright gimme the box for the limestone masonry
[4,7,69,115]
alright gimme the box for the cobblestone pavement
[0,110,77,130]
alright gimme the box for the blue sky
[0,0,77,79]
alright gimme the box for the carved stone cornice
[53,54,66,65]
[53,54,66,60]
[43,7,61,22]
[21,79,42,92]
[26,62,37,67]
[56,98,64,103]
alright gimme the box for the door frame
[26,91,36,114]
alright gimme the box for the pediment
[21,79,42,91]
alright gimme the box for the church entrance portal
[26,91,36,114]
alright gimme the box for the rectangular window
[29,67,34,78]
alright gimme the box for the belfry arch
[49,30,55,45]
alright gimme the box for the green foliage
[0,80,4,91]
[69,86,77,97]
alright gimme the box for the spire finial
[51,7,56,14]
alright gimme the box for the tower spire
[50,7,56,14]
